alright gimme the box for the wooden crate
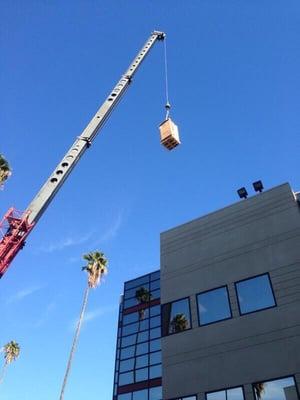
[159,118,180,150]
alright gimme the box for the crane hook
[165,102,171,120]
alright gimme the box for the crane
[0,30,180,279]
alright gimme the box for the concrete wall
[160,183,300,400]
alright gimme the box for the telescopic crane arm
[0,31,165,278]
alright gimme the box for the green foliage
[170,313,188,333]
[0,154,12,186]
[2,341,20,365]
[82,251,108,288]
[135,287,152,319]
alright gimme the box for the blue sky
[0,1,300,399]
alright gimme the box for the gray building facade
[160,183,300,400]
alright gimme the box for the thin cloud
[7,286,43,304]
[34,300,57,328]
[92,211,124,246]
[37,232,93,254]
[69,305,117,331]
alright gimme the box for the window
[149,386,162,400]
[133,389,148,400]
[149,364,162,378]
[150,338,161,352]
[197,286,232,325]
[235,274,276,315]
[162,298,191,336]
[135,367,148,382]
[206,387,244,400]
[119,371,134,385]
[253,376,298,400]
[117,386,162,400]
[125,276,149,290]
[149,351,161,365]
[150,305,160,317]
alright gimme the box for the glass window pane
[162,298,191,335]
[151,289,160,299]
[125,276,149,290]
[150,305,160,317]
[120,358,134,372]
[124,287,139,300]
[197,287,231,325]
[149,364,162,379]
[150,339,161,352]
[207,391,226,400]
[120,346,135,360]
[236,274,275,314]
[253,376,297,400]
[136,342,148,355]
[123,312,139,325]
[118,394,132,400]
[135,367,148,382]
[149,386,162,400]
[149,351,161,365]
[137,331,149,343]
[139,319,149,331]
[136,354,148,368]
[124,297,138,309]
[150,316,161,328]
[227,388,244,400]
[122,322,139,336]
[207,387,244,400]
[150,280,160,290]
[150,327,161,340]
[150,271,160,281]
[122,334,136,348]
[132,389,148,400]
[119,371,134,385]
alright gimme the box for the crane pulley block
[159,117,180,150]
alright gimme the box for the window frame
[205,385,245,400]
[167,395,197,400]
[161,296,192,337]
[196,285,232,327]
[234,272,277,316]
[252,374,300,400]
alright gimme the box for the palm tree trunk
[59,285,90,400]
[0,362,8,384]
[133,312,142,382]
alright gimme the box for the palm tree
[0,154,12,188]
[59,251,108,400]
[135,287,152,319]
[0,341,20,384]
[254,383,265,400]
[170,313,188,333]
[133,287,152,381]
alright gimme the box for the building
[113,270,162,400]
[113,183,300,400]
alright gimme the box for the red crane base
[0,208,35,278]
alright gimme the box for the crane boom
[0,30,165,278]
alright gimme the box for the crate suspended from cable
[159,116,180,150]
[158,38,180,150]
